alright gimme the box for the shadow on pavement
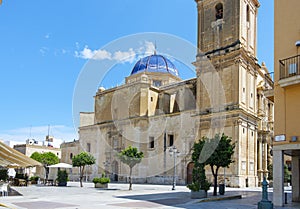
[116,191,193,208]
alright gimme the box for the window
[246,5,250,22]
[151,97,153,102]
[149,137,155,149]
[113,137,119,149]
[70,153,73,160]
[87,143,91,152]
[168,134,174,147]
[289,63,297,75]
[215,3,223,20]
[153,80,162,87]
[250,162,254,171]
[242,161,246,170]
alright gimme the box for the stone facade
[62,0,274,187]
[13,143,61,179]
[194,0,272,187]
[14,144,61,159]
[60,140,82,181]
[273,0,300,205]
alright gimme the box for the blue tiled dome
[130,54,179,77]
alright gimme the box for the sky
[0,0,274,146]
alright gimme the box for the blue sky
[0,0,274,144]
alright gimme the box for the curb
[198,195,242,203]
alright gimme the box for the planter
[190,190,207,199]
[95,183,108,189]
[58,182,67,186]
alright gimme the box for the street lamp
[169,146,180,190]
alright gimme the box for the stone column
[263,138,268,177]
[257,135,263,185]
[292,156,300,202]
[273,150,284,206]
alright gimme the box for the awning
[48,163,72,168]
[0,141,42,168]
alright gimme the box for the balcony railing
[279,54,300,79]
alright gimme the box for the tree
[117,146,144,190]
[195,134,235,196]
[72,152,96,187]
[268,163,290,183]
[267,164,273,181]
[30,152,59,183]
[284,164,291,183]
[187,141,211,192]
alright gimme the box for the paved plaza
[1,182,299,209]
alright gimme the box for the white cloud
[75,42,80,50]
[0,125,77,148]
[144,41,156,55]
[75,45,112,60]
[61,49,67,54]
[44,33,50,39]
[113,48,136,63]
[74,41,156,63]
[39,47,49,56]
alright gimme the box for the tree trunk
[129,167,132,190]
[80,166,85,187]
[45,166,49,185]
[213,173,218,196]
[211,165,219,196]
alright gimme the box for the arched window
[246,5,250,22]
[215,3,223,20]
[70,153,73,160]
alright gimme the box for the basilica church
[61,0,274,188]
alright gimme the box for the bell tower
[196,0,259,57]
[194,0,262,188]
[195,0,260,113]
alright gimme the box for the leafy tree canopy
[204,134,235,169]
[72,151,96,187]
[117,146,144,168]
[72,152,96,167]
[30,152,59,166]
[117,146,144,190]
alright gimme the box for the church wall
[240,0,257,55]
[238,62,257,115]
[148,89,159,116]
[60,140,81,181]
[198,116,258,187]
[79,112,94,127]
[200,0,238,53]
[78,110,198,185]
[95,91,114,124]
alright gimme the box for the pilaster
[273,150,284,206]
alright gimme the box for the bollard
[285,192,287,204]
[257,177,273,209]
[219,184,225,195]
